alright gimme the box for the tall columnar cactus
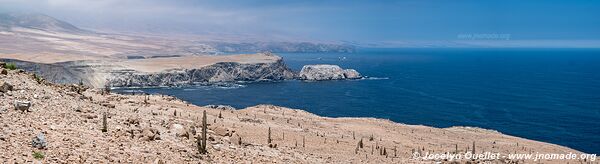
[471,141,476,154]
[268,127,272,144]
[455,144,458,153]
[358,138,363,148]
[303,135,305,148]
[101,112,107,132]
[198,110,207,154]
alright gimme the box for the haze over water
[127,48,600,153]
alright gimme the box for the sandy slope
[0,26,215,63]
[0,68,591,164]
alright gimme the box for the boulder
[14,100,32,112]
[139,127,160,141]
[0,82,13,92]
[171,124,189,138]
[231,133,242,145]
[1,69,7,75]
[213,126,233,136]
[298,64,362,81]
[31,133,47,149]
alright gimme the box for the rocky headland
[107,54,296,87]
[2,51,362,88]
[0,61,585,163]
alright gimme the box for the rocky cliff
[107,58,295,87]
[3,54,364,88]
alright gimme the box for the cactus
[218,111,222,118]
[358,138,364,149]
[353,131,355,140]
[174,109,177,116]
[104,84,111,95]
[101,112,108,132]
[371,144,374,155]
[198,110,207,154]
[268,127,272,144]
[303,135,305,148]
[455,144,458,153]
[471,141,476,154]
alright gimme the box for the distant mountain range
[0,13,86,33]
[0,12,355,54]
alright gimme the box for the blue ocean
[122,48,600,154]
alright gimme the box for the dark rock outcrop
[204,105,236,110]
[0,82,13,92]
[14,100,32,112]
[31,133,47,149]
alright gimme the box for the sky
[1,0,599,44]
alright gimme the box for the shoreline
[114,81,593,156]
[0,68,590,163]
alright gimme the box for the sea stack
[298,64,362,81]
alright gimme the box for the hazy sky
[1,0,599,42]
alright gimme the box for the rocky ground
[0,67,590,164]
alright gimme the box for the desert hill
[0,63,586,163]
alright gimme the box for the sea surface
[118,48,600,153]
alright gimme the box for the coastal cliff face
[107,58,295,87]
[4,53,364,88]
